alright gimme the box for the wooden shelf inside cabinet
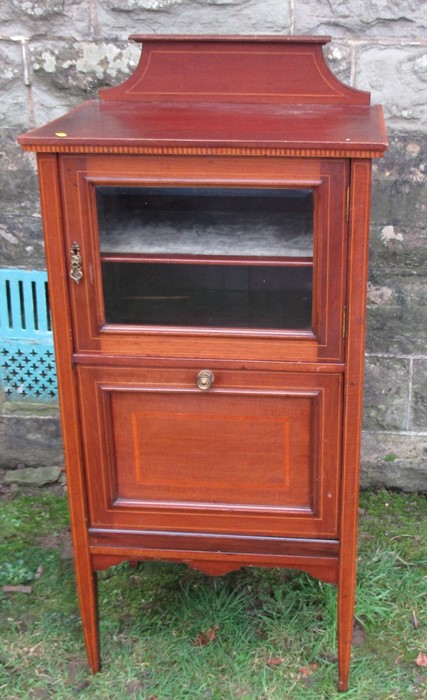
[18,35,387,692]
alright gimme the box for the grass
[0,490,426,699]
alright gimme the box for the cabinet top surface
[18,35,387,156]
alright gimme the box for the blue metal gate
[0,269,58,401]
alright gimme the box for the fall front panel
[112,390,310,507]
[77,366,342,537]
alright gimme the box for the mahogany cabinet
[18,35,387,691]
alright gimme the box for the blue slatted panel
[0,269,57,401]
[0,269,51,338]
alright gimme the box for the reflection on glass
[97,187,313,257]
[96,187,314,330]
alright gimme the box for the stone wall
[0,1,426,491]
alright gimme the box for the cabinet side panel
[36,154,99,671]
[340,159,372,566]
[338,159,373,690]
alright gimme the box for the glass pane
[97,187,313,258]
[96,187,314,331]
[102,262,312,330]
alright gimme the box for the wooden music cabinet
[18,35,387,691]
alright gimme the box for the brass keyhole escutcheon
[196,370,214,391]
[70,242,83,284]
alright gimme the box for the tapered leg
[75,562,100,673]
[337,567,356,692]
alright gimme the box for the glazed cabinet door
[60,155,348,363]
[77,365,342,538]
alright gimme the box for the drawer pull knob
[196,370,214,391]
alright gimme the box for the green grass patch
[0,490,426,699]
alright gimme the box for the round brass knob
[196,369,215,391]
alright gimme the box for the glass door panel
[97,187,314,331]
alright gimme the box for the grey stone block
[294,0,427,38]
[361,432,427,492]
[4,464,61,486]
[30,40,140,98]
[0,41,30,128]
[0,0,90,40]
[0,216,45,269]
[323,42,352,86]
[371,131,426,234]
[0,84,30,131]
[0,41,23,90]
[0,414,63,468]
[101,0,187,9]
[369,224,427,278]
[356,45,427,129]
[96,0,291,40]
[411,359,427,430]
[0,128,40,213]
[31,86,82,126]
[363,356,410,431]
[366,273,427,355]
